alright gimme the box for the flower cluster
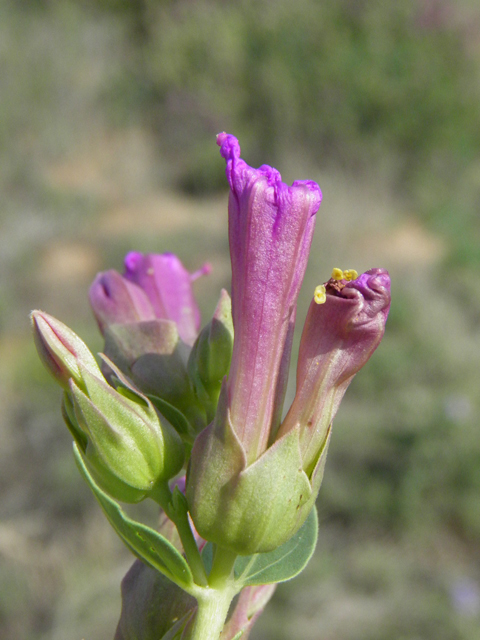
[31,132,390,639]
[186,134,390,553]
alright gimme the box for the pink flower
[217,132,322,463]
[89,252,210,346]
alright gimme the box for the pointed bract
[33,311,184,503]
[187,289,234,421]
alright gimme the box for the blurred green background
[1,0,480,638]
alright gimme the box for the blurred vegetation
[1,0,480,639]
[96,0,480,265]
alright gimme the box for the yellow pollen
[343,269,358,281]
[331,267,344,281]
[314,284,326,304]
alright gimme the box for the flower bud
[187,289,234,420]
[221,584,277,640]
[114,558,196,640]
[33,310,184,502]
[68,357,185,503]
[31,310,102,391]
[90,252,210,346]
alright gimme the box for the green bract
[32,310,185,503]
[186,384,330,555]
[187,289,234,423]
[66,358,185,503]
[103,319,206,437]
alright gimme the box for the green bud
[186,383,331,555]
[31,310,102,390]
[187,289,234,420]
[68,357,185,503]
[32,310,185,503]
[115,558,196,640]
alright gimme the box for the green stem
[151,481,208,587]
[189,587,236,640]
[174,507,208,587]
[209,546,238,589]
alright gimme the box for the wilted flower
[277,268,391,474]
[89,252,213,436]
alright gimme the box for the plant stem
[151,481,208,587]
[209,546,238,589]
[189,587,236,640]
[174,506,208,586]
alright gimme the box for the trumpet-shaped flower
[187,134,324,552]
[188,267,390,554]
[217,132,322,463]
[187,135,390,555]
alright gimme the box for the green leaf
[234,507,318,587]
[73,443,193,590]
[230,632,244,640]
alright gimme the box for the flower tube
[188,263,389,553]
[218,132,322,462]
[187,135,323,553]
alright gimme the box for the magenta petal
[279,268,391,473]
[89,270,156,334]
[217,133,322,463]
[123,252,204,346]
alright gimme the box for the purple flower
[188,267,390,554]
[217,132,322,463]
[277,268,391,473]
[187,135,327,553]
[89,252,210,346]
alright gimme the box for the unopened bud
[188,289,234,419]
[31,310,102,390]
